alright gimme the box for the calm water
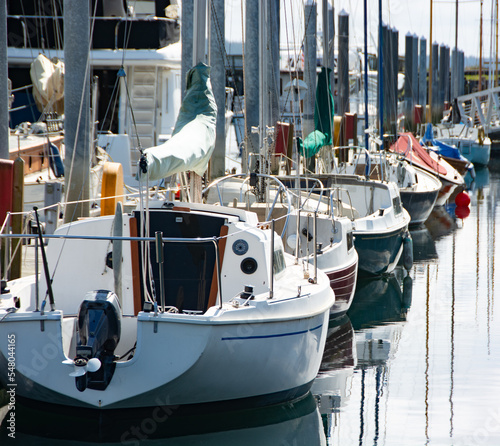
[2,157,500,445]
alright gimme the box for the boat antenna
[33,207,56,311]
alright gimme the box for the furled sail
[137,63,217,181]
[30,54,65,114]
[298,66,334,158]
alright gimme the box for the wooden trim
[172,206,191,212]
[207,225,229,308]
[129,217,142,315]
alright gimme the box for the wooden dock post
[11,157,24,279]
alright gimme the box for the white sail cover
[30,54,65,114]
[137,63,217,181]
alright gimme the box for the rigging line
[122,71,143,151]
[121,1,138,66]
[50,0,63,51]
[281,1,307,132]
[99,75,121,133]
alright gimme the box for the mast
[497,0,499,87]
[479,0,483,92]
[378,0,384,142]
[453,0,459,99]
[64,0,91,223]
[364,0,369,150]
[190,0,207,202]
[0,0,8,160]
[209,0,225,179]
[427,0,433,123]
[244,0,259,172]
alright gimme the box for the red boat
[390,133,465,206]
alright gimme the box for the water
[1,159,500,445]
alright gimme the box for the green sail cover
[137,63,217,181]
[298,66,334,158]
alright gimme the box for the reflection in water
[311,316,355,443]
[466,165,490,191]
[410,226,438,263]
[348,269,411,330]
[425,205,457,240]
[327,270,412,446]
[0,389,326,445]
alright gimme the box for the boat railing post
[155,231,165,312]
[269,219,274,299]
[214,238,223,309]
[313,211,318,284]
[1,213,11,281]
[295,208,300,263]
[35,235,39,312]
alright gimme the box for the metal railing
[456,86,500,135]
[0,231,224,313]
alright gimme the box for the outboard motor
[70,290,121,392]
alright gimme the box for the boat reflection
[312,316,356,414]
[425,205,457,240]
[347,270,410,368]
[311,316,356,442]
[466,165,490,191]
[410,226,438,263]
[0,390,326,445]
[348,268,411,330]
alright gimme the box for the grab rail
[329,187,356,221]
[0,232,224,311]
[204,173,292,236]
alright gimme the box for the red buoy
[455,191,470,207]
[455,205,470,219]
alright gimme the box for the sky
[225,0,496,62]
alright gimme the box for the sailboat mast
[0,1,8,160]
[480,0,483,92]
[427,0,433,123]
[364,0,369,151]
[190,0,207,202]
[64,0,91,223]
[258,0,269,168]
[378,0,384,143]
[497,0,499,87]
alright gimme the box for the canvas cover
[30,54,65,114]
[298,66,334,158]
[137,63,217,181]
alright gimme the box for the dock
[456,86,500,139]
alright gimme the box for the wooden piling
[11,157,24,279]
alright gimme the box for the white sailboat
[0,63,334,411]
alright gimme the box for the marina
[0,159,498,445]
[1,0,500,444]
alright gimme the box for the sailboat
[337,146,442,226]
[204,172,359,317]
[390,132,465,206]
[0,64,334,411]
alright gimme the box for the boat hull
[354,224,407,276]
[0,306,329,410]
[400,188,440,226]
[326,259,358,317]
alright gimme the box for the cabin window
[347,231,354,251]
[273,248,286,276]
[392,196,403,215]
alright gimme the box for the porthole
[232,239,249,255]
[241,257,258,274]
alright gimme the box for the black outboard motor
[74,290,121,392]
